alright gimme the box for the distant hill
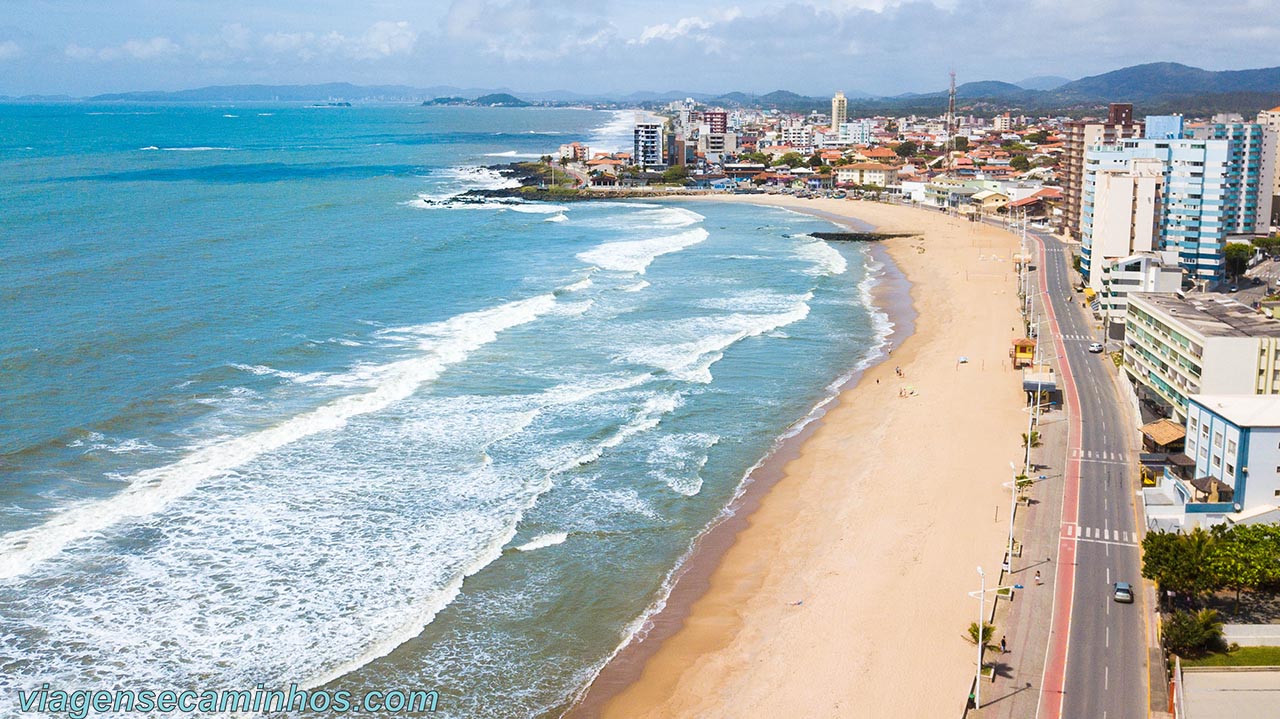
[472,93,531,107]
[90,83,433,102]
[1017,75,1071,91]
[956,81,1027,98]
[1053,62,1280,101]
[31,62,1280,117]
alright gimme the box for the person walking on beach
[1000,635,1007,654]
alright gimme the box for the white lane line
[1105,665,1109,691]
[1106,626,1110,648]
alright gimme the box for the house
[835,163,895,188]
[970,189,1010,214]
[1144,394,1280,530]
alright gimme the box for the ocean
[0,103,889,717]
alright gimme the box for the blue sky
[1,0,1275,96]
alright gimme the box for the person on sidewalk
[1034,570,1042,585]
[1000,635,1007,654]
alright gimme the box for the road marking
[1106,626,1110,648]
[1105,665,1109,691]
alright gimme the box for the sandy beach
[586,196,1029,718]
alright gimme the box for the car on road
[1113,581,1135,603]
[1229,285,1240,293]
[1088,342,1104,353]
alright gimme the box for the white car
[1088,342,1104,353]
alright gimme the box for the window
[1214,432,1223,448]
[1227,463,1234,475]
[1213,455,1221,469]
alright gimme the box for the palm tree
[966,621,998,652]
[1021,431,1043,450]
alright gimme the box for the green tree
[774,152,806,168]
[661,165,690,184]
[1162,609,1226,658]
[1209,525,1267,611]
[952,136,969,152]
[808,153,824,168]
[737,151,770,165]
[1252,235,1280,257]
[894,140,918,158]
[1021,431,1043,449]
[1010,154,1031,171]
[1225,242,1254,279]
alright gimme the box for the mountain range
[6,63,1278,117]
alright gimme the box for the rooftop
[1129,293,1280,339]
[1189,394,1280,427]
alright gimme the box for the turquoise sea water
[0,104,889,717]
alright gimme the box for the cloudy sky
[0,0,1275,97]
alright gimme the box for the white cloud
[634,17,714,44]
[120,37,179,60]
[0,40,22,61]
[64,37,178,62]
[353,21,416,59]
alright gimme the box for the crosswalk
[1064,524,1139,546]
[1071,448,1127,462]
[1058,333,1096,341]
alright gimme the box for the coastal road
[1032,230,1148,719]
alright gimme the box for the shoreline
[571,196,1025,718]
[565,228,917,717]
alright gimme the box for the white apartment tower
[831,92,848,130]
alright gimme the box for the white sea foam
[138,145,159,151]
[515,532,569,552]
[507,204,569,214]
[623,293,813,383]
[651,433,718,497]
[576,228,709,274]
[0,294,559,580]
[622,280,650,292]
[588,110,655,155]
[483,150,545,158]
[222,114,239,118]
[561,276,593,292]
[794,237,849,276]
[161,146,236,152]
[545,213,568,222]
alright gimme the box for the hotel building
[1123,293,1280,420]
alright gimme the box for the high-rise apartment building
[1061,103,1143,239]
[1188,122,1276,238]
[831,92,847,130]
[704,110,728,135]
[1082,125,1273,284]
[633,122,665,169]
[1258,106,1280,226]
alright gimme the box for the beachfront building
[1187,121,1276,239]
[1062,103,1144,239]
[704,110,728,135]
[1144,394,1280,530]
[633,122,665,170]
[1080,157,1165,291]
[1094,251,1182,327]
[1123,293,1280,420]
[831,92,847,130]
[1083,129,1273,285]
[1145,114,1185,141]
[969,190,1010,215]
[835,163,895,188]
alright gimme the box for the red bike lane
[1031,235,1082,719]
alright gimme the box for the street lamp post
[975,565,985,709]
